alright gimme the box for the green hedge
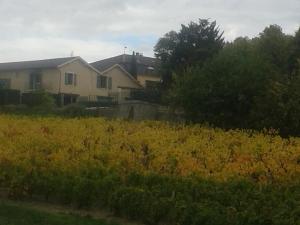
[0,165,299,225]
[21,91,55,107]
[79,97,117,108]
[129,89,162,104]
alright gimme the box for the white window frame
[97,75,107,89]
[65,72,77,86]
[29,72,42,90]
[108,77,112,90]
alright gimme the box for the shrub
[22,90,55,108]
[58,104,89,117]
[110,187,152,220]
[0,115,299,225]
[0,104,28,113]
[129,89,162,104]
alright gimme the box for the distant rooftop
[0,57,77,71]
[90,54,160,72]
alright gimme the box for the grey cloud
[0,0,298,62]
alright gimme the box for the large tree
[254,24,294,76]
[154,19,224,88]
[289,27,300,76]
[169,24,300,135]
[169,38,277,127]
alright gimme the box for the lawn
[0,201,117,225]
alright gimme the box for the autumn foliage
[0,115,299,224]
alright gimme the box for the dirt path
[0,198,143,225]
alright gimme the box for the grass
[0,201,117,225]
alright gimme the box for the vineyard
[0,115,300,224]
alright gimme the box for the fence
[129,89,162,104]
[0,89,21,105]
[88,100,185,122]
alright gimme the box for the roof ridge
[0,57,80,72]
[91,54,156,64]
[0,56,77,65]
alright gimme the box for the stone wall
[116,100,158,120]
[90,100,185,122]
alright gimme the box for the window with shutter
[0,79,10,89]
[30,72,42,90]
[65,72,76,86]
[97,75,107,89]
[97,75,101,88]
[74,74,77,86]
[108,77,112,90]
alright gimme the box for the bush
[129,89,162,104]
[1,162,299,225]
[0,116,299,224]
[22,91,55,108]
[0,89,20,105]
[110,187,152,220]
[0,104,27,113]
[58,104,90,117]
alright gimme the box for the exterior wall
[59,59,108,101]
[40,69,60,93]
[0,59,109,102]
[0,68,59,93]
[137,74,161,87]
[103,66,141,92]
[90,100,185,122]
[103,66,142,102]
[116,101,158,120]
[0,71,28,91]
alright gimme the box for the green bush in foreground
[0,115,299,224]
[0,201,114,225]
[22,90,55,108]
[1,166,299,225]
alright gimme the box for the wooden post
[60,93,64,107]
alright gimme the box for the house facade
[0,57,105,105]
[0,54,160,105]
[57,57,108,103]
[0,57,142,105]
[102,64,143,102]
[90,53,161,88]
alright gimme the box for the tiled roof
[0,57,77,71]
[90,54,159,73]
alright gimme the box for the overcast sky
[0,0,299,63]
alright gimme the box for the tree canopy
[154,19,224,88]
[162,21,300,136]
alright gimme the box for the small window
[74,74,77,86]
[146,66,155,75]
[30,72,42,90]
[65,72,77,86]
[108,77,112,90]
[0,79,10,89]
[97,75,107,88]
